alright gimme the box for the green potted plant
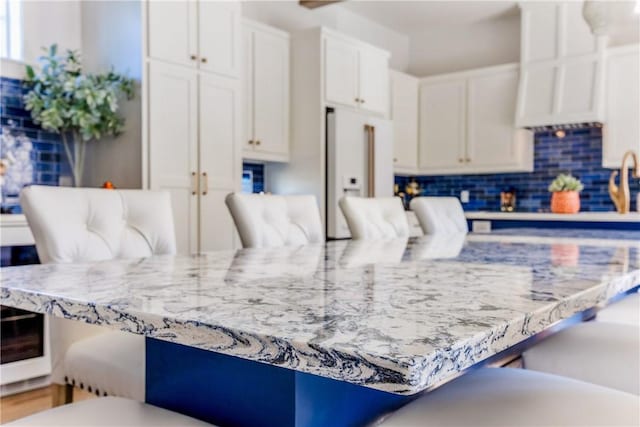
[23,45,134,187]
[548,174,584,214]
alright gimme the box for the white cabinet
[516,2,606,127]
[419,79,466,172]
[390,70,419,174]
[419,64,533,176]
[323,30,389,116]
[242,20,290,162]
[147,62,200,254]
[144,2,241,254]
[147,1,240,78]
[358,48,389,115]
[603,44,640,168]
[468,67,532,171]
[325,36,359,109]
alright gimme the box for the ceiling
[338,1,519,33]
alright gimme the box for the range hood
[515,1,607,130]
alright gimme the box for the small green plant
[548,174,584,192]
[23,45,134,186]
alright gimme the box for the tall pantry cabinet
[143,1,241,254]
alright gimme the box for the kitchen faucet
[609,150,639,214]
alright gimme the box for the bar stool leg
[51,384,73,407]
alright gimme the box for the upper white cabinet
[603,44,640,168]
[420,64,533,175]
[419,79,466,172]
[323,30,390,116]
[516,2,606,127]
[390,70,419,175]
[242,20,290,162]
[147,0,240,78]
[325,36,360,109]
[144,1,241,254]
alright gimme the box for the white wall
[1,0,82,78]
[241,1,410,71]
[80,1,142,189]
[408,15,521,77]
[21,0,82,64]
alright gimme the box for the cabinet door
[242,26,255,154]
[603,46,640,168]
[419,79,466,171]
[467,68,521,169]
[252,28,289,158]
[198,1,241,78]
[390,71,418,173]
[199,72,240,251]
[148,62,199,255]
[147,1,197,67]
[324,36,359,108]
[358,47,389,116]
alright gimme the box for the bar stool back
[338,196,409,240]
[20,186,176,404]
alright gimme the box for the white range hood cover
[516,1,607,129]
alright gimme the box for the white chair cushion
[5,397,213,426]
[64,331,145,401]
[338,197,409,240]
[20,186,176,263]
[410,197,468,234]
[380,368,639,427]
[522,322,639,395]
[225,193,323,248]
[596,292,639,326]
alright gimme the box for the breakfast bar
[1,230,639,426]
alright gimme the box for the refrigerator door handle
[365,124,375,197]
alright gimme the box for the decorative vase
[551,191,580,214]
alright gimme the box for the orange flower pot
[551,191,580,214]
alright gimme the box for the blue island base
[146,338,414,427]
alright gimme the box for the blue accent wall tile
[1,76,67,213]
[243,162,264,194]
[396,127,640,213]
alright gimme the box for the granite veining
[1,231,639,395]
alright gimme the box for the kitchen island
[1,230,639,426]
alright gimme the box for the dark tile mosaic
[1,77,67,213]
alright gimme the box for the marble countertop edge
[2,267,638,396]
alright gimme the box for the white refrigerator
[326,108,394,239]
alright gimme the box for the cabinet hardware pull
[466,158,471,163]
[201,58,208,64]
[202,172,208,196]
[355,98,360,103]
[248,140,254,145]
[360,99,365,104]
[190,54,197,61]
[458,158,464,163]
[191,172,198,195]
[256,140,261,146]
[393,158,398,162]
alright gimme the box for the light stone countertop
[1,230,639,395]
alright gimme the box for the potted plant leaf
[23,45,134,187]
[548,174,584,214]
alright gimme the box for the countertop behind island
[465,211,640,231]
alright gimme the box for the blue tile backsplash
[1,77,67,212]
[395,127,640,212]
[243,162,264,193]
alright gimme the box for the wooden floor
[1,386,95,424]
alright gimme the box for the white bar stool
[380,368,639,426]
[338,196,409,239]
